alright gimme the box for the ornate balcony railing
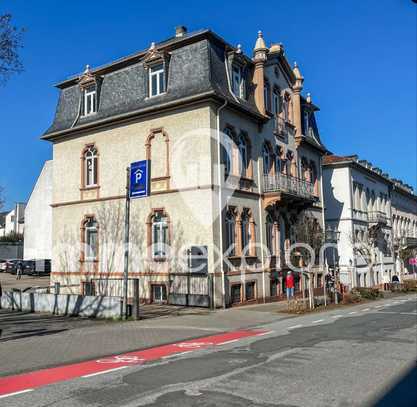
[367,211,388,225]
[263,173,315,199]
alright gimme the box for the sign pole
[123,166,131,319]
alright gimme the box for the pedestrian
[16,261,23,280]
[286,271,295,302]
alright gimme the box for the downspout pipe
[216,98,228,309]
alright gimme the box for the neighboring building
[323,155,395,288]
[42,27,327,306]
[0,212,7,236]
[0,203,26,237]
[24,161,53,260]
[391,180,417,276]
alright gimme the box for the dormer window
[149,63,165,97]
[83,85,97,116]
[232,65,244,98]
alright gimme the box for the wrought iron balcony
[263,173,315,199]
[367,211,388,225]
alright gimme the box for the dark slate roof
[42,29,265,140]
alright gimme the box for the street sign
[129,160,149,198]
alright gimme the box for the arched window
[238,135,248,177]
[83,146,98,187]
[223,128,233,177]
[83,216,98,261]
[266,214,274,254]
[241,209,251,252]
[226,209,236,256]
[262,144,272,175]
[151,211,169,259]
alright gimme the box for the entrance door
[152,284,167,303]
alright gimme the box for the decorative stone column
[252,31,268,115]
[292,62,304,141]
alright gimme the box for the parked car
[25,259,51,276]
[0,259,7,272]
[4,259,21,274]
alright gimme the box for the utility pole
[123,166,131,319]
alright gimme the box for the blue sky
[1,0,416,209]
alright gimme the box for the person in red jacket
[286,271,295,301]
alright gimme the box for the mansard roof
[42,29,267,140]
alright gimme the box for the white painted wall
[24,161,53,260]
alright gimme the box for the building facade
[0,203,26,237]
[43,27,327,307]
[323,155,404,288]
[391,180,417,276]
[24,160,53,260]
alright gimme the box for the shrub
[352,287,382,300]
[342,292,362,304]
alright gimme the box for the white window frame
[83,86,97,116]
[85,219,98,261]
[149,64,165,97]
[223,128,233,176]
[152,213,168,259]
[84,147,98,187]
[232,65,244,98]
[238,136,248,177]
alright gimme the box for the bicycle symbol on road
[174,342,213,349]
[96,355,145,364]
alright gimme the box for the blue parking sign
[130,160,149,198]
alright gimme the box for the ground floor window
[231,284,242,304]
[270,279,279,297]
[245,281,256,301]
[152,284,167,303]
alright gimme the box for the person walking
[286,271,295,302]
[16,261,23,280]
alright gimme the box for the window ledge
[80,185,100,191]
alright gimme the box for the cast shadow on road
[372,364,417,407]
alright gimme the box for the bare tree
[393,230,417,280]
[0,186,4,211]
[349,226,386,287]
[290,211,324,308]
[0,14,24,85]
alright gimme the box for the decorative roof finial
[254,30,267,52]
[149,42,156,50]
[236,44,242,54]
[306,92,312,103]
[84,64,91,74]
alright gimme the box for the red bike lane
[0,329,270,399]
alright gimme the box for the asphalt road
[1,296,416,407]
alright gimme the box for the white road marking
[256,331,274,336]
[362,308,370,312]
[161,351,193,359]
[400,312,417,315]
[375,305,384,308]
[288,324,303,330]
[332,315,343,318]
[349,311,357,315]
[82,366,128,378]
[312,319,324,323]
[0,389,34,399]
[217,339,239,346]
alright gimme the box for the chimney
[175,26,187,37]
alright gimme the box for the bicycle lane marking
[0,329,264,398]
